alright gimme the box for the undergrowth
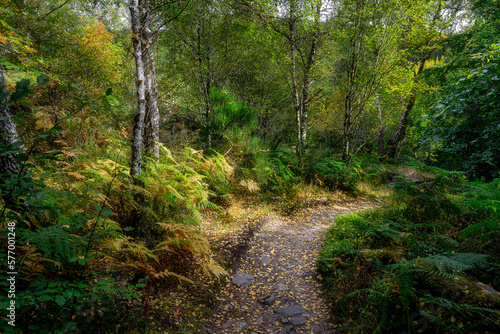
[318,161,500,333]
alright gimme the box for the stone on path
[289,316,307,326]
[234,322,247,330]
[302,272,318,278]
[280,324,295,333]
[222,320,234,330]
[275,305,306,316]
[259,294,276,306]
[277,283,289,291]
[261,254,270,265]
[232,274,254,288]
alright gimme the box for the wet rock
[232,274,254,288]
[278,283,289,291]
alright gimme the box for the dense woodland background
[0,0,499,333]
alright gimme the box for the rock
[289,316,307,326]
[222,303,234,310]
[475,282,500,295]
[280,324,295,333]
[302,272,318,278]
[278,283,289,291]
[234,322,247,330]
[261,254,270,265]
[275,305,306,316]
[259,294,276,306]
[232,274,254,288]
[222,319,234,329]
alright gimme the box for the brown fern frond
[67,171,86,181]
[154,269,194,284]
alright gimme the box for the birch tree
[252,0,329,160]
[129,0,161,178]
[0,65,22,182]
[335,0,398,163]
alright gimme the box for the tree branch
[150,0,183,14]
[152,0,191,36]
[42,0,72,20]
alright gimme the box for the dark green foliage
[390,160,464,221]
[264,156,300,199]
[204,89,257,147]
[425,44,500,180]
[210,89,256,130]
[308,156,360,192]
[318,164,500,333]
[0,276,146,333]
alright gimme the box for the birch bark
[0,64,22,178]
[130,0,147,177]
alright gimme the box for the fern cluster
[318,163,500,333]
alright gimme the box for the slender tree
[384,0,447,158]
[129,0,148,177]
[129,0,161,178]
[251,0,328,160]
[335,0,398,163]
[0,65,22,180]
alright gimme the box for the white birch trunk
[130,0,147,177]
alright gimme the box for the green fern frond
[460,220,500,240]
[414,253,490,279]
[22,224,85,264]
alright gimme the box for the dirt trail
[202,200,378,334]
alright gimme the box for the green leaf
[55,295,66,306]
[0,85,9,101]
[102,207,112,216]
[62,290,74,299]
[37,75,50,85]
[10,79,32,102]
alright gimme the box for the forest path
[201,199,378,334]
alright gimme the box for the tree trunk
[0,64,32,212]
[386,59,426,158]
[0,64,22,178]
[375,92,385,156]
[288,12,303,158]
[143,31,160,161]
[130,0,148,178]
